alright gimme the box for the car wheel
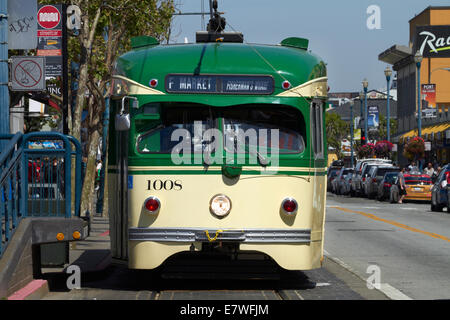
[392,191,399,203]
[431,193,443,212]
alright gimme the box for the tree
[39,0,175,215]
[325,112,349,159]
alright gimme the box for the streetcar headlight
[209,194,232,218]
[281,197,298,215]
[144,196,160,214]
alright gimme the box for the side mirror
[115,113,130,131]
[115,96,138,131]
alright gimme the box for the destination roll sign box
[165,74,274,95]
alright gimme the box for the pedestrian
[408,161,419,173]
[95,160,102,191]
[397,166,407,204]
[423,162,434,177]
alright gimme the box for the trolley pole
[0,0,9,140]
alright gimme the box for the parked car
[338,172,354,196]
[327,167,342,192]
[390,173,433,203]
[333,167,354,195]
[376,172,399,201]
[364,165,400,199]
[351,158,392,196]
[359,162,393,197]
[431,164,450,212]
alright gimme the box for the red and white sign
[37,5,61,29]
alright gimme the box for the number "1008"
[147,179,182,191]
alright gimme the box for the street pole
[350,100,354,167]
[96,96,109,215]
[384,66,392,142]
[417,64,421,138]
[414,50,423,138]
[0,0,9,139]
[362,79,369,143]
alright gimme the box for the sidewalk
[66,216,111,273]
[9,216,111,300]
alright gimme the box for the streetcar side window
[311,101,324,158]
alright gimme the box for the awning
[398,123,450,142]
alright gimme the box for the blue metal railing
[0,132,82,258]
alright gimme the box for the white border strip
[324,250,413,300]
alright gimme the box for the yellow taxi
[403,173,433,201]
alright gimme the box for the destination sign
[165,74,274,95]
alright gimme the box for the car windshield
[342,169,353,176]
[377,168,399,177]
[384,173,398,183]
[329,169,339,177]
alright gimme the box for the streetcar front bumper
[129,227,311,243]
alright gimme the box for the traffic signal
[361,130,366,145]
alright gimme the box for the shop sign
[416,26,450,58]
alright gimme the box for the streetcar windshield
[136,103,306,155]
[222,106,305,154]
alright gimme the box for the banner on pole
[367,106,379,128]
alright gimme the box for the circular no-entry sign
[37,5,61,29]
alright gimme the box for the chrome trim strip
[128,227,311,243]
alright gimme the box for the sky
[169,0,450,93]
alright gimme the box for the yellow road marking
[331,206,450,243]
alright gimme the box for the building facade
[379,6,450,166]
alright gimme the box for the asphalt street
[38,194,450,300]
[325,192,450,300]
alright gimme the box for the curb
[7,280,49,300]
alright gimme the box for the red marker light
[282,80,291,90]
[281,198,298,214]
[149,79,158,88]
[145,197,160,212]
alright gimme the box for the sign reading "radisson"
[416,26,450,58]
[165,74,274,95]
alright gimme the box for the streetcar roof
[115,41,326,97]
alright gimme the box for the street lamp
[414,50,423,138]
[362,79,369,143]
[384,66,392,142]
[350,99,354,167]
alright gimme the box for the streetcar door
[310,100,325,205]
[109,97,134,261]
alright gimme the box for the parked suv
[376,172,399,201]
[364,165,399,199]
[351,159,392,196]
[431,164,450,212]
